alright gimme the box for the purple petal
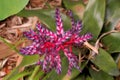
[54,54,61,74]
[20,42,40,55]
[23,30,39,42]
[43,55,49,72]
[55,8,64,36]
[36,23,57,39]
[63,48,80,74]
[74,33,92,44]
[68,10,76,30]
[75,20,82,34]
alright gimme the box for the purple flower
[20,8,92,75]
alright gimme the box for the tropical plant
[0,0,120,80]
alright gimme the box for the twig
[91,30,120,57]
[0,23,5,29]
[84,41,98,54]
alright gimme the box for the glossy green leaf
[63,0,85,19]
[63,0,84,9]
[91,48,120,76]
[20,55,39,67]
[4,67,19,80]
[101,32,120,53]
[0,0,29,20]
[104,0,120,31]
[74,74,86,80]
[82,0,105,40]
[34,70,45,80]
[67,68,80,80]
[9,70,32,80]
[28,66,43,80]
[89,68,114,80]
[71,60,89,80]
[86,76,93,80]
[17,9,71,31]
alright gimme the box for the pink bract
[20,8,92,75]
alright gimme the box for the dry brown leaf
[0,42,16,59]
[49,0,62,7]
[84,41,98,54]
[30,0,48,8]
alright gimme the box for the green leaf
[70,69,81,80]
[34,70,45,80]
[89,68,114,80]
[20,55,39,67]
[9,70,32,80]
[82,0,105,40]
[91,48,120,76]
[0,0,29,20]
[28,66,44,80]
[101,32,120,53]
[104,0,120,31]
[63,0,85,19]
[63,0,84,9]
[17,9,71,31]
[71,60,89,80]
[73,74,86,80]
[4,67,19,80]
[86,76,93,80]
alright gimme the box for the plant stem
[28,66,40,80]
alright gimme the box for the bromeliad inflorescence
[20,9,92,75]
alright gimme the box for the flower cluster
[20,9,92,75]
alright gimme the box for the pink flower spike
[20,8,92,75]
[75,21,82,34]
[55,8,64,36]
[68,10,76,30]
